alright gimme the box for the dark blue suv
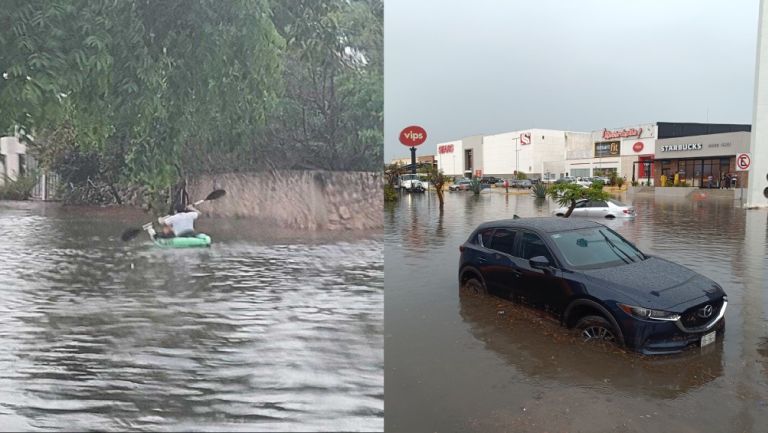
[459,217,727,355]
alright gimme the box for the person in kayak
[160,203,201,238]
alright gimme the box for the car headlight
[618,303,680,321]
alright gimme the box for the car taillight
[623,209,629,214]
[459,245,465,252]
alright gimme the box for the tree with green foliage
[547,183,610,218]
[0,0,382,209]
[384,163,402,187]
[424,165,447,208]
[269,0,382,172]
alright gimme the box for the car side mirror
[529,256,551,270]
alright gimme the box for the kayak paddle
[120,189,227,242]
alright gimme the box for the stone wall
[186,170,382,230]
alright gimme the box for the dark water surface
[385,191,768,433]
[0,202,383,432]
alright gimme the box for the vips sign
[399,125,427,147]
[595,141,620,157]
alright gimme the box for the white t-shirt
[164,211,199,236]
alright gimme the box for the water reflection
[458,291,724,399]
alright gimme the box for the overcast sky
[384,0,761,161]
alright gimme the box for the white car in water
[399,174,426,192]
[553,198,636,219]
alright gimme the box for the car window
[519,232,555,263]
[589,200,608,208]
[478,229,494,247]
[489,229,516,255]
[574,201,587,208]
[549,228,646,269]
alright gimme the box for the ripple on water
[0,206,382,431]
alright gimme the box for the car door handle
[478,257,488,263]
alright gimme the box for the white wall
[0,136,26,184]
[435,140,464,176]
[482,132,521,176]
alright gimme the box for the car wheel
[555,213,564,217]
[605,215,615,219]
[461,277,487,296]
[575,315,618,344]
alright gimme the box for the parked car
[480,176,501,185]
[575,177,592,188]
[553,199,635,219]
[511,179,532,188]
[495,179,509,187]
[458,217,727,355]
[399,174,425,193]
[449,179,473,191]
[554,176,576,184]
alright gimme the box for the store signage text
[595,141,620,157]
[603,127,642,140]
[399,125,427,147]
[438,144,454,154]
[520,132,531,145]
[660,143,703,152]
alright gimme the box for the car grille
[680,299,724,329]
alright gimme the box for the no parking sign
[736,153,751,171]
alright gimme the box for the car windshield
[549,227,646,269]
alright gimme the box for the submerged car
[553,198,635,219]
[458,217,726,355]
[449,179,472,191]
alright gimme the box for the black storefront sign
[594,141,620,157]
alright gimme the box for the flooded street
[385,191,768,433]
[0,202,383,432]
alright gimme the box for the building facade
[653,131,751,188]
[433,122,751,184]
[436,129,582,180]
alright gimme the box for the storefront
[653,131,750,188]
[565,123,656,182]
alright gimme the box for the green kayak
[152,233,212,248]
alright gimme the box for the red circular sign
[737,153,751,170]
[399,125,427,147]
[632,141,644,153]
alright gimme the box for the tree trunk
[436,187,444,208]
[564,201,576,217]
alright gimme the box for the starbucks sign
[660,143,703,152]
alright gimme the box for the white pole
[746,0,768,207]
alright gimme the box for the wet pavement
[0,201,383,432]
[385,190,768,433]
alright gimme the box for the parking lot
[385,192,768,432]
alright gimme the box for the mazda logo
[697,305,714,319]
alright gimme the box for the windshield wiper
[598,230,634,264]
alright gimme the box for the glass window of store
[660,157,733,187]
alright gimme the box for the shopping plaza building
[434,121,752,186]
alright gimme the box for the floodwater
[0,201,383,432]
[385,190,768,433]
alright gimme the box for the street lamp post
[513,137,520,178]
